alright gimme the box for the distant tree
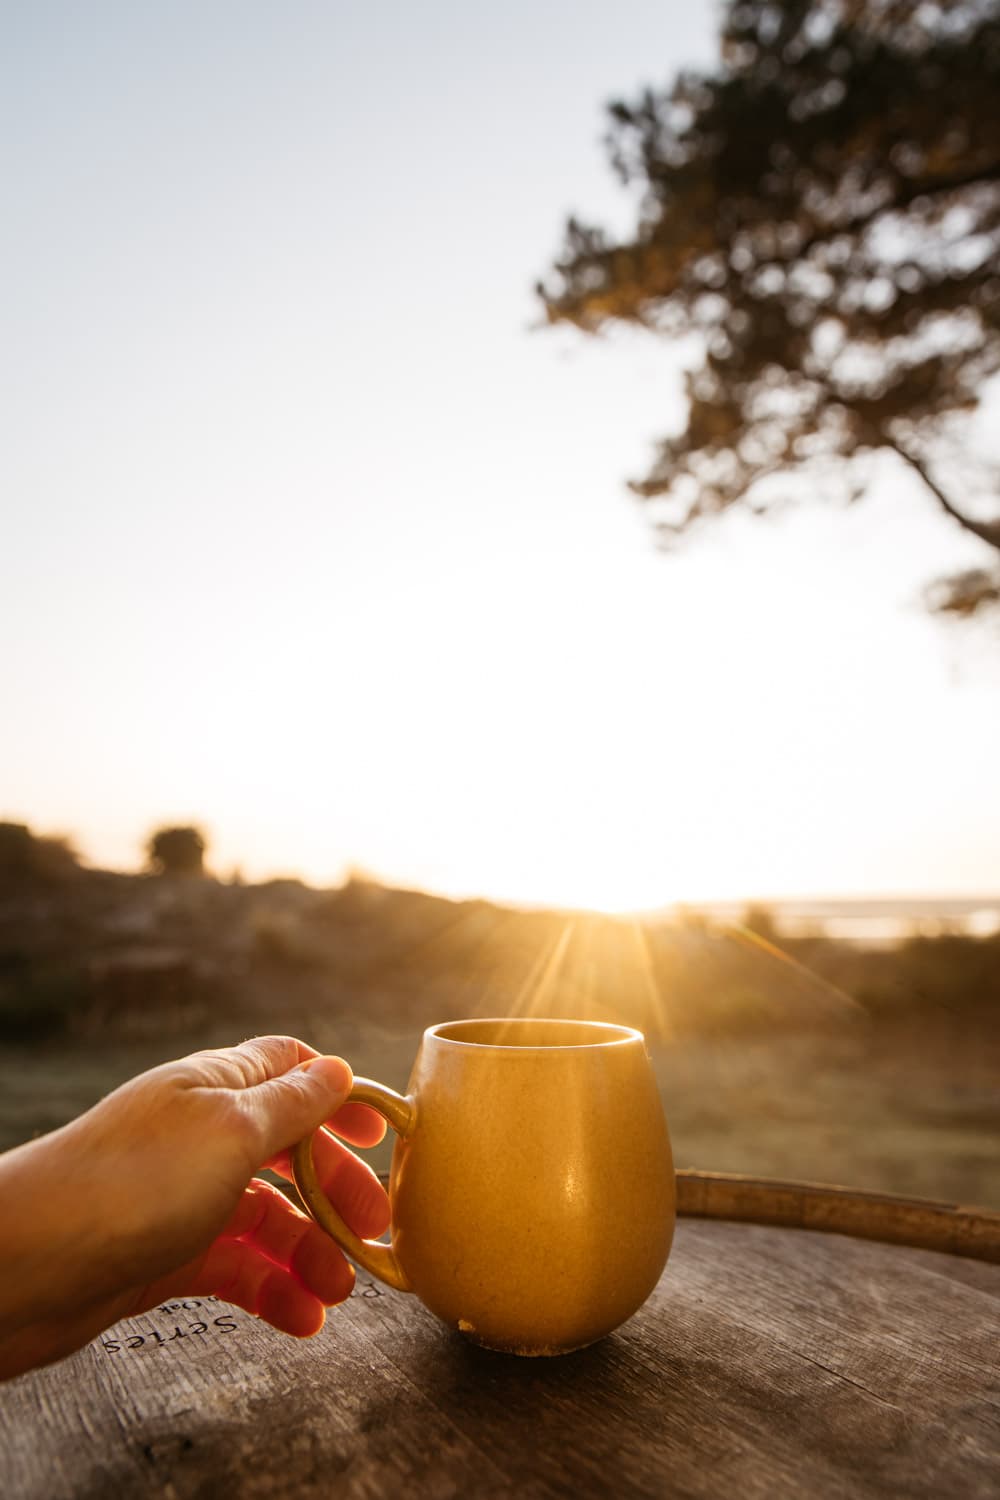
[740,903,781,945]
[147,825,207,878]
[0,822,80,885]
[539,0,1000,616]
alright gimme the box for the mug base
[456,1321,605,1358]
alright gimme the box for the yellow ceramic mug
[292,1017,675,1356]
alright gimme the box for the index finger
[324,1099,388,1148]
[264,1096,386,1181]
[262,1100,387,1160]
[266,1127,391,1239]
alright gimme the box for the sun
[526,867,677,917]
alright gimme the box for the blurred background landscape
[2,820,997,1207]
[2,0,998,1211]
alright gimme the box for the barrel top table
[3,1178,999,1500]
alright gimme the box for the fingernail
[302,1055,352,1096]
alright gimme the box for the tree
[147,825,207,878]
[0,823,80,886]
[539,0,1000,616]
[740,903,782,946]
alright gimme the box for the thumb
[240,1056,353,1163]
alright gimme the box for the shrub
[147,825,207,877]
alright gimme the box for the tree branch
[790,162,1000,263]
[886,437,1000,552]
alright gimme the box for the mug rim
[425,1017,644,1050]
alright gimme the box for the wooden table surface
[3,1216,999,1500]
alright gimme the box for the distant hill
[2,823,997,1044]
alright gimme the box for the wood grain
[3,1219,998,1499]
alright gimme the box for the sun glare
[521,871,677,918]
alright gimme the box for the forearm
[0,1126,115,1339]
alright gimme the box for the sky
[2,0,998,911]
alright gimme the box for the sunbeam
[510,918,577,1019]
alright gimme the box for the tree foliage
[0,823,80,886]
[540,0,1000,614]
[147,825,207,878]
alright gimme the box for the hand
[0,1036,390,1381]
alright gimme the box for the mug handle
[291,1077,416,1293]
